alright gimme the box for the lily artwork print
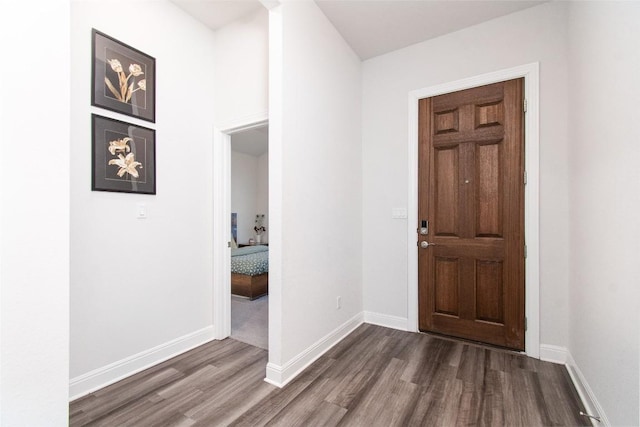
[92,29,155,122]
[107,138,143,179]
[92,115,156,195]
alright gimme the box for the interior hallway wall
[273,0,363,368]
[214,8,269,126]
[361,1,570,348]
[567,2,640,424]
[70,0,216,391]
[0,0,70,423]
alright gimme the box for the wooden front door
[418,79,525,350]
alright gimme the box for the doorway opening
[212,116,269,344]
[229,125,269,349]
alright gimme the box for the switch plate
[137,203,147,219]
[392,208,407,219]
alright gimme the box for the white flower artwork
[108,152,143,178]
[92,29,155,122]
[92,114,156,195]
[105,57,146,104]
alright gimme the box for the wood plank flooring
[70,324,588,426]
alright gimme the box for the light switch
[137,203,147,219]
[392,208,407,219]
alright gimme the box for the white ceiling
[315,0,546,60]
[171,0,263,30]
[231,126,269,157]
[170,0,546,60]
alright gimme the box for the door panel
[476,142,502,238]
[475,260,504,324]
[434,257,460,316]
[434,146,459,236]
[418,79,525,351]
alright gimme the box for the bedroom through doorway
[229,124,269,349]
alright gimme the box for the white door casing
[212,113,269,341]
[407,63,540,358]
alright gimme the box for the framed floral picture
[92,114,156,194]
[92,29,155,122]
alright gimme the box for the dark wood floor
[70,324,588,426]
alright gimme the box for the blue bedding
[231,245,268,276]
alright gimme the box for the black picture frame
[92,29,156,123]
[92,114,156,195]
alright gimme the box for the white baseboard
[69,326,215,401]
[539,344,609,426]
[539,344,569,364]
[363,311,408,331]
[265,312,364,387]
[565,351,611,426]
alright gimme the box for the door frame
[407,63,540,358]
[212,113,269,340]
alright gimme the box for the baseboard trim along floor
[69,326,215,400]
[70,311,607,427]
[70,324,588,425]
[265,312,364,387]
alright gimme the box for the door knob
[420,241,429,249]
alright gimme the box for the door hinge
[524,244,528,259]
[523,170,528,185]
[524,98,528,113]
[525,317,528,331]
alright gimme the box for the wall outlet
[336,296,342,309]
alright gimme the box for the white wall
[257,151,269,243]
[361,1,570,348]
[70,0,216,392]
[214,8,269,127]
[0,0,70,423]
[231,150,259,243]
[567,2,640,425]
[274,1,363,367]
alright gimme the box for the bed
[231,245,268,300]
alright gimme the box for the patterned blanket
[231,246,269,276]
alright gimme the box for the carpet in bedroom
[231,295,268,349]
